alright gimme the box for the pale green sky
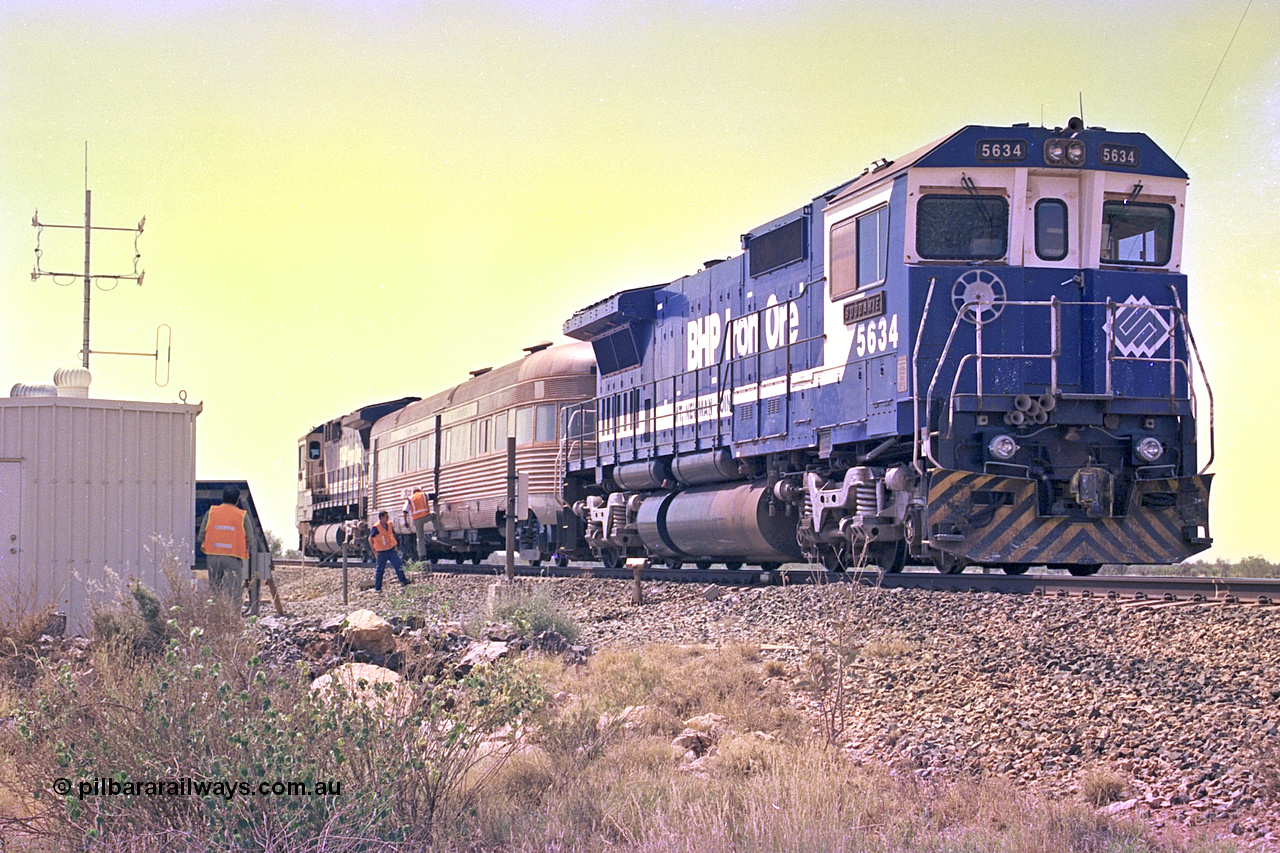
[2,0,1277,560]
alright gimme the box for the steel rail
[271,559,1279,604]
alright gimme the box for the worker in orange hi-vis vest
[402,485,434,561]
[197,485,256,614]
[368,510,410,592]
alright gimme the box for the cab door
[1023,172,1085,390]
[1023,173,1081,269]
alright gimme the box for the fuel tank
[636,481,801,562]
[310,523,355,555]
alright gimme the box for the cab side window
[829,205,890,300]
[1101,201,1173,266]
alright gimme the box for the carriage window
[478,418,491,454]
[1035,199,1069,261]
[566,405,594,440]
[406,440,418,472]
[1101,201,1173,266]
[916,194,1008,260]
[535,404,556,442]
[419,435,435,469]
[308,440,321,461]
[515,407,534,445]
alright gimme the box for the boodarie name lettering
[71,777,342,801]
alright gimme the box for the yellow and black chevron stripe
[926,469,1212,565]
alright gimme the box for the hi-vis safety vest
[370,520,397,552]
[409,491,430,520]
[203,504,248,559]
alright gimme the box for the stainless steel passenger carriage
[369,341,596,565]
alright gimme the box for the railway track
[272,558,1280,605]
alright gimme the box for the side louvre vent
[748,218,806,277]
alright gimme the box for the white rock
[342,609,396,655]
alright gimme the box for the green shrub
[491,585,579,642]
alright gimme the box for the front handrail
[917,294,1215,471]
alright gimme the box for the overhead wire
[1176,0,1253,158]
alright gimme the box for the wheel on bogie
[932,549,965,574]
[470,553,483,566]
[552,553,569,568]
[1066,563,1102,577]
[1000,564,1030,575]
[867,540,907,574]
[695,560,712,571]
[599,547,624,570]
[663,558,684,570]
[724,561,743,571]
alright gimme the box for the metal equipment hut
[0,368,201,634]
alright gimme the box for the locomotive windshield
[1100,201,1173,266]
[916,194,1008,260]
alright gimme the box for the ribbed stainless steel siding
[375,442,562,533]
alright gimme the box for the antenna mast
[31,145,145,369]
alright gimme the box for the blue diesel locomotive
[562,119,1213,575]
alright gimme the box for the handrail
[584,287,819,464]
[912,277,939,472]
[1166,284,1216,474]
[942,351,1198,439]
[922,295,1214,469]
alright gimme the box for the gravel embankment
[267,564,1280,847]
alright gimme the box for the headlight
[1135,437,1164,463]
[1044,138,1086,167]
[988,434,1019,461]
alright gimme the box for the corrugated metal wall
[0,396,201,633]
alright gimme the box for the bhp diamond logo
[1105,296,1172,358]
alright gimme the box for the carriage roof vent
[522,341,553,355]
[469,367,493,377]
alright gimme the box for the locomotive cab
[821,120,1211,573]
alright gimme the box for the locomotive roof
[563,121,1186,331]
[371,340,595,435]
[827,122,1186,204]
[303,396,419,436]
